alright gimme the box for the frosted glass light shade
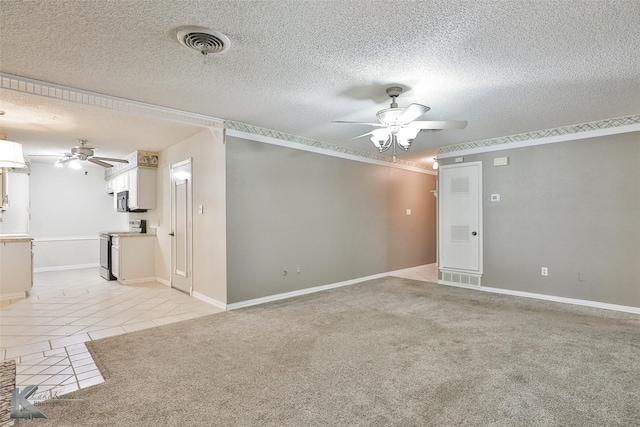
[0,140,26,168]
[370,128,391,152]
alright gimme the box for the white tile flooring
[1,264,437,402]
[390,263,438,283]
[0,268,222,400]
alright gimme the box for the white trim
[0,291,27,301]
[226,271,391,310]
[156,277,171,287]
[0,72,224,129]
[192,291,227,311]
[169,159,194,295]
[33,236,98,242]
[117,276,157,285]
[34,263,99,273]
[438,123,640,158]
[226,129,436,175]
[438,281,640,315]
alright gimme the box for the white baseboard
[438,280,640,315]
[118,276,157,285]
[0,291,27,301]
[156,277,171,287]
[192,291,227,311]
[226,271,391,311]
[34,263,99,273]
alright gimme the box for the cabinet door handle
[169,232,175,237]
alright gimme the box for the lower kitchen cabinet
[110,235,155,284]
[0,237,33,299]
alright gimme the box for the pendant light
[0,134,26,168]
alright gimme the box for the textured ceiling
[1,0,639,164]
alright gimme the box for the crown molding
[438,114,640,158]
[0,73,224,128]
[226,121,434,173]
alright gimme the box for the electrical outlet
[541,267,548,276]
[297,266,301,274]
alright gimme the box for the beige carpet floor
[24,277,640,426]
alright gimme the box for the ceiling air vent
[176,26,230,55]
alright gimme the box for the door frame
[437,161,483,284]
[170,158,193,294]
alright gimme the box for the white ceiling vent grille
[176,26,230,55]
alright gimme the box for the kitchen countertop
[109,233,156,238]
[0,235,33,243]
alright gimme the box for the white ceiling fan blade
[88,158,113,168]
[91,156,129,163]
[409,120,468,130]
[398,103,430,123]
[58,156,77,163]
[351,130,375,140]
[332,120,386,127]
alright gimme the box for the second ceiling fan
[334,87,467,157]
[57,140,129,168]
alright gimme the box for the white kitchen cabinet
[111,236,121,278]
[107,167,156,211]
[127,168,156,211]
[110,234,155,284]
[0,170,7,211]
[0,237,33,299]
[115,173,128,193]
[106,178,115,194]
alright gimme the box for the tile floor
[1,268,223,401]
[1,264,437,402]
[390,263,438,283]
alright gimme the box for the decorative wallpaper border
[225,121,431,171]
[438,114,640,155]
[0,73,224,129]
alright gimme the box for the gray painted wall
[440,131,640,307]
[226,136,436,303]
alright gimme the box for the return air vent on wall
[176,26,230,55]
[440,270,481,287]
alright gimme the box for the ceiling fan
[334,87,467,159]
[56,140,129,168]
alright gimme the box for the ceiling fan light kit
[334,87,467,161]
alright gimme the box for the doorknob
[471,231,477,236]
[169,232,175,237]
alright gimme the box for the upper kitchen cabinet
[128,167,156,211]
[105,151,158,211]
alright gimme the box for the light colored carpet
[25,277,640,426]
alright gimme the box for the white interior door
[438,162,482,273]
[170,160,192,294]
